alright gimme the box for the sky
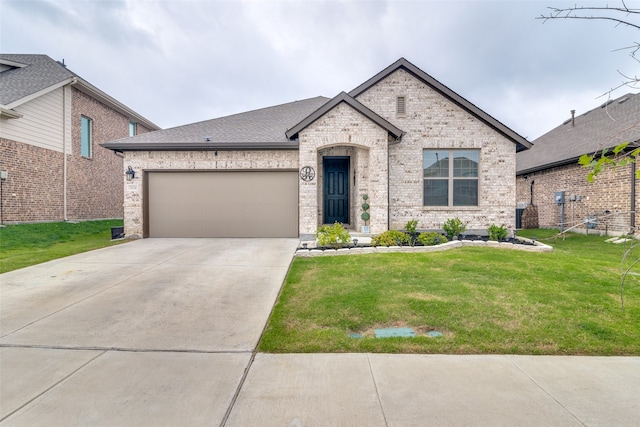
[1,0,638,140]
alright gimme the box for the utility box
[554,191,565,205]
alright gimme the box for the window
[423,149,479,206]
[81,116,92,158]
[129,121,137,137]
[396,96,406,116]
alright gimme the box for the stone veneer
[120,69,521,238]
[123,150,298,238]
[298,69,518,235]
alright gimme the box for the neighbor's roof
[0,54,160,130]
[102,96,330,151]
[350,57,532,152]
[517,92,640,175]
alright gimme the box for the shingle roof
[0,53,160,130]
[517,92,640,175]
[285,92,405,141]
[0,54,74,106]
[102,96,330,151]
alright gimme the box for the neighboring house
[516,92,640,234]
[0,54,160,223]
[102,57,531,239]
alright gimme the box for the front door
[323,157,349,224]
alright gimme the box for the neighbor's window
[81,116,93,158]
[423,149,479,206]
[129,121,137,137]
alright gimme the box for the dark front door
[323,157,349,224]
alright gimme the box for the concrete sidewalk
[1,239,639,426]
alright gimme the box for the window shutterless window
[423,149,479,206]
[81,116,92,158]
[129,121,137,137]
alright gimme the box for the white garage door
[147,171,298,237]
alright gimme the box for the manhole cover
[374,327,416,338]
[427,331,443,337]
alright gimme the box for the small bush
[417,232,448,246]
[372,230,410,247]
[443,217,466,240]
[316,222,352,249]
[404,219,418,235]
[404,219,419,246]
[488,224,508,241]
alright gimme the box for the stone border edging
[295,238,553,257]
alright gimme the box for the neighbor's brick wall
[67,88,151,220]
[0,87,155,223]
[123,150,298,237]
[356,68,517,232]
[0,137,64,222]
[298,102,390,235]
[516,162,638,234]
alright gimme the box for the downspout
[631,161,636,233]
[63,77,78,222]
[63,83,68,221]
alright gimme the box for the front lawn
[259,229,640,355]
[0,220,126,274]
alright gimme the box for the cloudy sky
[2,0,638,140]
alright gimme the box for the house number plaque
[300,166,315,181]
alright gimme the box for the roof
[517,92,640,175]
[285,92,405,141]
[102,57,530,152]
[0,54,160,130]
[102,96,330,151]
[350,57,532,152]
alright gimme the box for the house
[0,54,160,223]
[516,92,640,234]
[102,58,531,239]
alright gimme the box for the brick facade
[122,150,299,238]
[0,87,154,223]
[0,138,64,222]
[112,62,522,239]
[516,162,638,234]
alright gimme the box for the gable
[285,92,404,142]
[350,58,531,152]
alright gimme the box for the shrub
[404,219,418,235]
[417,232,448,246]
[404,219,419,246]
[316,222,352,249]
[443,217,466,240]
[372,230,410,247]
[488,224,508,241]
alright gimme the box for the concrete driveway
[0,238,298,425]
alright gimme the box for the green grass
[259,229,640,355]
[0,220,127,273]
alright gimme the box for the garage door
[147,171,298,237]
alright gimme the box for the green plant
[404,219,418,234]
[315,222,352,249]
[487,224,508,241]
[361,194,370,225]
[371,230,410,247]
[442,217,466,240]
[404,219,419,246]
[417,231,448,246]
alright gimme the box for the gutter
[100,141,301,151]
[63,77,78,221]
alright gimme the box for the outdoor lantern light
[125,166,135,181]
